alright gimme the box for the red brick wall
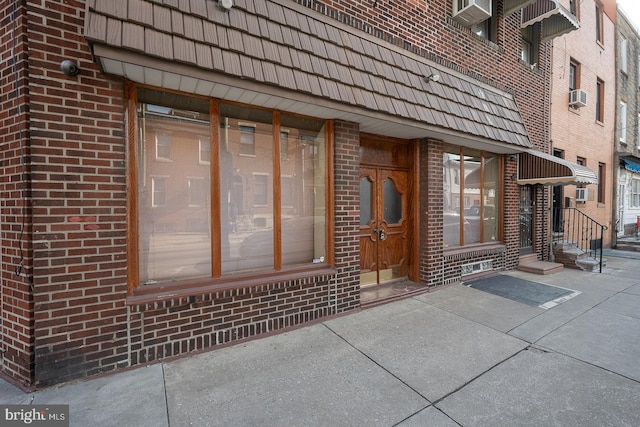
[1,0,551,388]
[420,139,444,286]
[332,121,362,310]
[2,0,366,387]
[21,0,129,387]
[0,0,35,388]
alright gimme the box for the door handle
[379,228,386,240]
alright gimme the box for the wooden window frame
[595,3,603,45]
[125,82,335,296]
[443,146,504,248]
[596,78,604,123]
[569,59,580,91]
[597,162,605,204]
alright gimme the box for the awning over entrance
[84,0,533,154]
[521,0,579,41]
[621,158,640,173]
[517,149,598,185]
[504,0,537,16]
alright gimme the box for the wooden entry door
[360,167,409,285]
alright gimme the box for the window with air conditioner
[569,89,587,108]
[453,0,491,26]
[576,187,587,202]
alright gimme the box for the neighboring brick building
[1,0,584,388]
[614,7,640,240]
[548,0,616,247]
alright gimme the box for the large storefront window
[443,148,500,248]
[136,88,327,286]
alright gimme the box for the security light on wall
[219,0,233,11]
[424,73,440,83]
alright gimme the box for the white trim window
[156,134,172,160]
[199,138,210,164]
[631,179,640,208]
[621,37,628,74]
[620,102,627,143]
[239,124,256,156]
[151,176,168,207]
[188,177,206,207]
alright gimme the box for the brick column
[331,120,361,311]
[420,139,445,287]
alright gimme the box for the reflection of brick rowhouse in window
[1,0,590,389]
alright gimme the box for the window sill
[127,264,337,306]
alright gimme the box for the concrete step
[576,257,606,272]
[518,260,564,275]
[614,243,640,252]
[518,253,538,264]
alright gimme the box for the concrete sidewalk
[2,252,640,426]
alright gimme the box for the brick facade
[0,0,34,385]
[614,9,640,239]
[550,0,616,246]
[1,0,556,388]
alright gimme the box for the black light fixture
[60,60,80,77]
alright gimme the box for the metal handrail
[552,207,608,273]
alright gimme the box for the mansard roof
[85,0,532,151]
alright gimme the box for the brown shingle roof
[85,0,531,148]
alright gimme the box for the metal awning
[521,0,579,41]
[504,0,537,16]
[622,158,640,173]
[518,149,598,185]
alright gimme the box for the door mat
[466,275,580,309]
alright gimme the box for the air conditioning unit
[569,89,587,108]
[452,0,492,26]
[576,187,587,202]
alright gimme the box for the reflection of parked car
[443,212,470,247]
[464,205,495,224]
[464,206,497,242]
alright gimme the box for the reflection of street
[142,215,316,282]
[141,227,269,283]
[223,214,275,273]
[143,233,211,283]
